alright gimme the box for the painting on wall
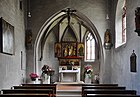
[135,7,140,36]
[0,17,14,55]
[25,29,32,49]
[54,42,61,57]
[61,42,77,57]
[77,43,84,57]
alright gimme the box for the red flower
[29,73,39,78]
[84,65,93,74]
[85,65,92,70]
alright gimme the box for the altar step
[56,90,81,97]
[56,84,82,97]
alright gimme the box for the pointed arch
[61,24,78,42]
[34,8,104,78]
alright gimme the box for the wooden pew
[1,89,54,97]
[85,94,139,96]
[82,86,126,96]
[20,84,56,96]
[21,84,56,87]
[0,94,52,97]
[12,85,56,94]
[0,94,139,97]
[83,84,118,86]
[82,84,122,96]
[83,89,137,97]
[82,86,126,90]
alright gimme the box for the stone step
[56,82,82,97]
[56,90,82,97]
[57,95,81,97]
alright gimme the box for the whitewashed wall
[0,0,26,89]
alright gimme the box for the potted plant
[84,65,93,83]
[29,73,39,81]
[41,65,54,75]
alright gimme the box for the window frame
[115,0,126,48]
[84,32,95,62]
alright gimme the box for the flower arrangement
[42,65,51,72]
[29,73,39,81]
[41,65,54,75]
[84,65,93,78]
[85,65,93,74]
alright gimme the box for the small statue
[64,46,68,56]
[104,29,112,49]
[68,45,73,56]
[78,45,84,56]
[104,29,111,43]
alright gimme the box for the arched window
[85,32,95,62]
[115,0,126,48]
[122,1,126,43]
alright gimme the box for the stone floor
[56,82,83,97]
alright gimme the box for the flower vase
[43,74,50,84]
[31,78,36,84]
[31,78,36,81]
[85,74,91,83]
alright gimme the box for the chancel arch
[34,8,104,83]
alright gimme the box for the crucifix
[61,8,76,24]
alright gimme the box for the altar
[55,42,83,82]
[58,57,82,82]
[59,69,80,82]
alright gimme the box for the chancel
[0,0,140,97]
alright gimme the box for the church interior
[0,0,140,96]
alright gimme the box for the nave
[0,82,139,97]
[1,0,140,96]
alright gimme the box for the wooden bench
[1,89,55,97]
[12,85,56,94]
[85,94,140,96]
[82,86,126,96]
[21,84,56,87]
[83,89,137,97]
[0,94,53,97]
[82,86,126,90]
[20,84,56,95]
[13,86,56,89]
[83,84,118,86]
